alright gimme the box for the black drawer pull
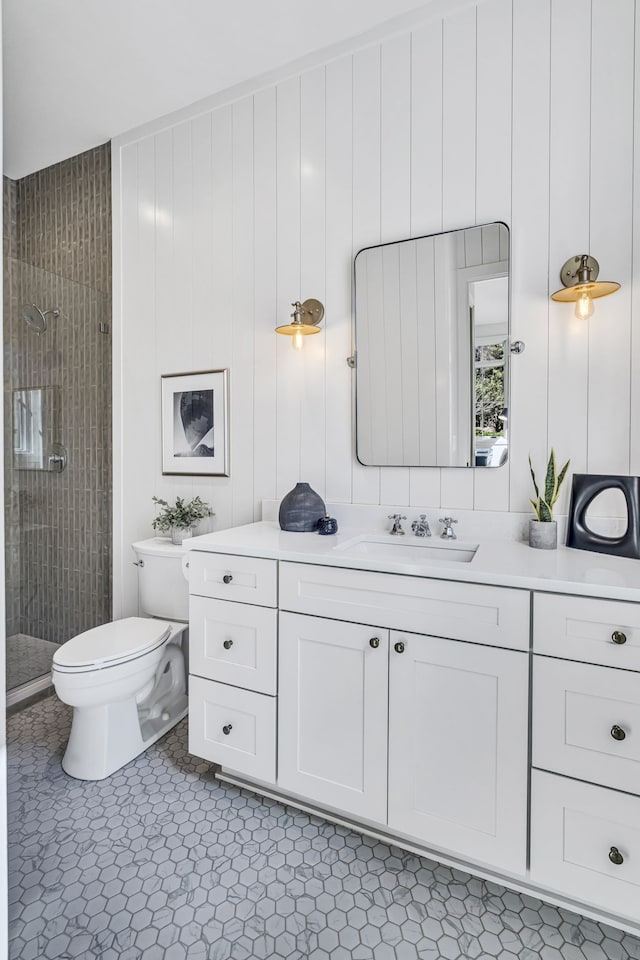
[394,641,405,654]
[369,637,380,649]
[223,574,233,584]
[612,631,627,645]
[223,639,234,650]
[611,725,626,742]
[222,724,233,736]
[609,846,624,865]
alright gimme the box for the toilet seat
[53,618,172,673]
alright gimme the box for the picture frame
[161,369,229,476]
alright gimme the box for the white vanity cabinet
[531,592,640,924]
[186,530,640,935]
[278,613,389,822]
[276,564,530,874]
[187,551,278,783]
[388,631,528,873]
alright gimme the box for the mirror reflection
[13,386,61,471]
[354,222,510,468]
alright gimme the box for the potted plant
[528,449,570,549]
[151,495,214,545]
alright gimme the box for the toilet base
[61,637,189,781]
[62,694,188,781]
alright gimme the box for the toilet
[52,538,190,781]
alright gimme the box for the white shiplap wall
[113,0,639,615]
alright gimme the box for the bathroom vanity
[184,515,640,935]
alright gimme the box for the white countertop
[185,520,640,602]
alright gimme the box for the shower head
[21,303,60,335]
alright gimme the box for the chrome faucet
[388,514,407,536]
[411,514,431,538]
[439,517,458,540]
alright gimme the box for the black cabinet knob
[611,724,626,742]
[369,637,380,649]
[223,639,234,650]
[223,574,233,584]
[612,630,627,645]
[609,846,624,865]
[394,641,405,654]
[222,724,233,736]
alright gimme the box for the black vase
[279,482,326,532]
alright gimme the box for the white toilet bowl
[52,616,188,780]
[52,537,192,781]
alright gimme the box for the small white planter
[529,519,557,550]
[170,526,193,546]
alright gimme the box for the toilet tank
[132,538,189,621]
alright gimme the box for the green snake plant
[529,449,570,522]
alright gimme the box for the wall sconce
[551,255,620,320]
[275,299,324,350]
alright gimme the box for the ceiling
[3,0,431,180]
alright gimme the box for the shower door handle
[47,443,68,473]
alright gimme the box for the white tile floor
[6,633,57,691]
[7,696,640,960]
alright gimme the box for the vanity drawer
[279,562,529,650]
[534,593,640,670]
[188,551,277,608]
[189,676,276,783]
[190,597,277,695]
[533,657,640,795]
[530,770,640,921]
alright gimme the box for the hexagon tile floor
[7,697,640,960]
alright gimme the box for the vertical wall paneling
[546,0,592,513]
[351,45,382,505]
[325,55,354,503]
[509,0,551,513]
[190,113,221,518]
[191,114,214,380]
[300,67,327,498]
[409,20,444,508]
[275,77,303,498]
[473,0,513,511]
[379,34,412,506]
[253,88,278,515]
[632,0,640,475]
[587,0,634,507]
[440,5,477,510]
[209,107,234,528]
[113,2,640,612]
[122,138,157,614]
[231,97,255,527]
[154,130,177,376]
[114,144,137,616]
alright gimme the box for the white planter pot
[529,519,557,550]
[170,526,193,546]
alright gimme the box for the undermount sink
[335,534,478,564]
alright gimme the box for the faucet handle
[439,517,458,540]
[388,514,407,535]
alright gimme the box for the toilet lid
[53,618,172,670]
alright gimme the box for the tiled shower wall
[3,143,112,646]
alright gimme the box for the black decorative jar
[279,482,326,532]
[317,515,338,536]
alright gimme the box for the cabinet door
[388,631,528,874]
[278,612,388,822]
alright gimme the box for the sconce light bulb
[292,328,304,350]
[574,291,594,320]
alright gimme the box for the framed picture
[161,369,229,476]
